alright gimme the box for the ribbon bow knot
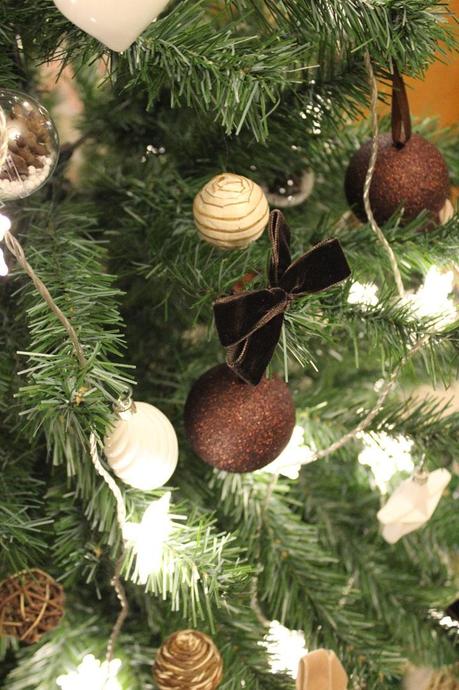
[213,209,351,385]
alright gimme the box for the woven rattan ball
[0,569,64,644]
[154,629,223,690]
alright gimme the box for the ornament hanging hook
[391,62,412,146]
[114,386,136,415]
[413,452,428,484]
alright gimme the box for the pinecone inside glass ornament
[264,170,314,208]
[0,89,59,201]
[0,569,65,644]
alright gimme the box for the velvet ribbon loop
[213,209,351,385]
[391,62,412,146]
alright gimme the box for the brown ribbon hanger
[213,209,351,386]
[391,62,412,146]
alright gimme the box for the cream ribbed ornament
[154,630,223,690]
[104,401,178,490]
[193,173,270,249]
[53,0,171,52]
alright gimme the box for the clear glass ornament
[0,89,59,201]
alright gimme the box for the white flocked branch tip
[122,492,173,585]
[348,267,456,327]
[261,620,308,678]
[56,655,122,690]
[258,425,317,479]
[347,281,379,310]
[402,266,456,329]
[358,430,415,494]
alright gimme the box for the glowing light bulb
[259,426,316,479]
[261,620,307,678]
[358,430,414,493]
[56,655,122,690]
[122,492,173,584]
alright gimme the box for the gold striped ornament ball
[193,173,270,249]
[154,629,223,690]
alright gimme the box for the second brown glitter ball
[184,364,295,473]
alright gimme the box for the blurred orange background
[401,0,459,126]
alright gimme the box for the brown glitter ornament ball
[0,569,64,644]
[344,133,449,226]
[184,364,295,473]
[154,629,223,690]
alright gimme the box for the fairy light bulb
[56,655,122,690]
[122,492,173,585]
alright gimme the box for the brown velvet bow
[213,209,351,385]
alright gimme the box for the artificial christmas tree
[0,1,458,689]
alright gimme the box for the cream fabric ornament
[296,649,348,690]
[377,468,451,544]
[53,0,170,52]
[193,173,269,249]
[104,401,178,490]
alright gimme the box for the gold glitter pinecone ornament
[426,669,459,690]
[0,569,65,644]
[153,629,223,690]
[1,102,52,180]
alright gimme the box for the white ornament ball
[53,0,171,52]
[104,401,178,490]
[193,173,270,249]
[0,89,59,202]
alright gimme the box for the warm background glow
[398,1,459,125]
